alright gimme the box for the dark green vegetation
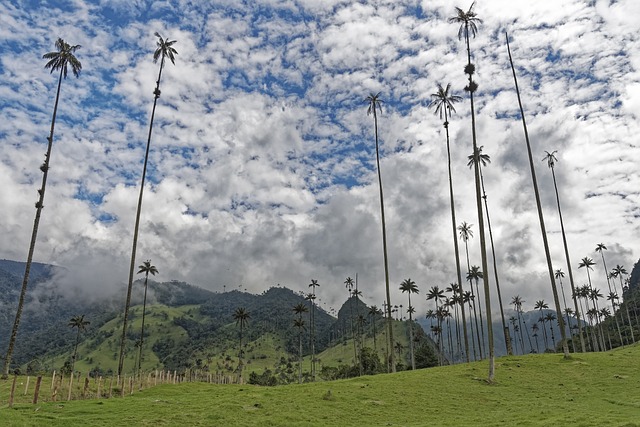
[2,344,639,426]
[0,260,438,380]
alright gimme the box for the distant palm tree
[368,305,381,352]
[366,92,395,373]
[554,269,576,352]
[68,314,90,373]
[118,32,178,376]
[611,265,635,343]
[506,33,569,359]
[531,323,540,353]
[137,260,158,373]
[429,83,470,363]
[344,277,358,370]
[466,266,485,358]
[293,316,306,383]
[534,300,549,350]
[542,150,585,352]
[3,38,82,378]
[450,0,495,382]
[458,221,478,361]
[308,279,320,380]
[511,295,527,353]
[467,147,510,355]
[400,278,419,369]
[545,312,558,349]
[233,307,250,380]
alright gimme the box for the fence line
[2,369,242,407]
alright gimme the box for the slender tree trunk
[3,69,64,378]
[444,114,470,363]
[474,278,486,358]
[549,166,586,352]
[137,275,150,374]
[372,108,395,373]
[463,242,478,361]
[478,163,510,355]
[506,33,569,359]
[558,277,576,352]
[72,328,80,373]
[408,293,415,370]
[118,62,165,376]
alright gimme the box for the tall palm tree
[545,312,557,349]
[594,243,619,347]
[366,93,395,372]
[542,150,585,352]
[611,265,635,343]
[293,303,308,383]
[400,279,419,369]
[368,305,381,353]
[68,314,90,374]
[506,34,569,358]
[3,38,82,378]
[467,147,510,355]
[579,257,600,351]
[446,283,463,359]
[554,269,576,352]
[511,295,528,353]
[534,300,550,350]
[118,32,178,376]
[531,323,540,353]
[458,221,478,360]
[467,266,485,358]
[308,279,319,380]
[233,307,250,380]
[344,277,359,370]
[450,2,495,380]
[136,260,158,373]
[429,84,470,363]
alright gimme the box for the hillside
[2,344,639,426]
[0,260,438,379]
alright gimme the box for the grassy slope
[3,344,639,426]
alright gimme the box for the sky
[0,0,639,319]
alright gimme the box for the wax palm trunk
[443,112,470,362]
[4,67,65,377]
[505,33,569,358]
[118,51,169,376]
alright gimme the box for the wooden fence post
[51,370,56,391]
[32,376,42,404]
[23,376,30,395]
[8,375,17,408]
[67,372,74,401]
[83,377,89,399]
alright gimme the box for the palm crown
[153,32,178,67]
[428,83,462,120]
[449,2,483,41]
[542,150,558,169]
[43,38,82,78]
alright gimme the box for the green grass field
[2,344,639,426]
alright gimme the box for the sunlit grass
[3,344,639,426]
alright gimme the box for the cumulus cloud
[0,0,638,320]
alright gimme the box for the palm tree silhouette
[400,278,419,369]
[429,83,470,363]
[3,38,82,378]
[611,265,635,343]
[450,1,495,381]
[136,260,158,373]
[554,269,576,352]
[506,34,569,358]
[308,279,320,380]
[366,92,394,373]
[233,307,250,381]
[534,300,549,350]
[68,314,90,374]
[542,150,585,352]
[292,303,307,383]
[467,266,485,358]
[467,146,510,355]
[118,32,178,376]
